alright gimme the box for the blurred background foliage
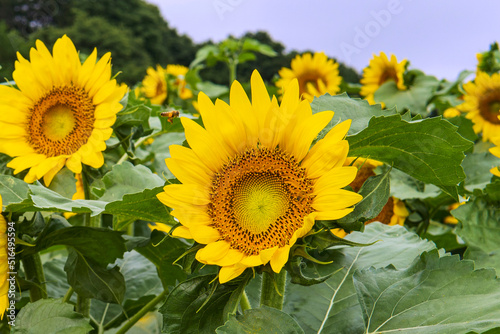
[0,0,360,85]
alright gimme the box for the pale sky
[148,0,500,80]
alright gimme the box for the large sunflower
[157,70,362,283]
[141,65,167,105]
[0,35,127,185]
[166,64,193,100]
[360,52,407,105]
[0,195,8,320]
[459,72,500,142]
[276,52,342,102]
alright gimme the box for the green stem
[228,59,237,85]
[240,290,251,311]
[76,169,94,316]
[62,286,74,304]
[22,252,48,302]
[116,131,166,165]
[115,289,168,334]
[76,294,90,317]
[260,270,286,310]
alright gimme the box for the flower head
[0,195,8,320]
[157,70,362,283]
[0,35,127,185]
[166,65,193,100]
[276,52,342,102]
[141,65,167,104]
[360,52,407,105]
[459,72,500,142]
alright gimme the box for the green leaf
[311,93,398,136]
[0,174,30,206]
[33,226,127,266]
[423,222,464,252]
[348,114,472,199]
[98,161,164,202]
[159,274,251,334]
[196,82,229,99]
[136,230,188,289]
[374,71,440,116]
[462,150,498,191]
[465,246,500,274]
[104,186,174,230]
[114,96,151,129]
[338,168,391,224]
[48,167,78,199]
[241,38,277,57]
[454,198,500,253]
[485,179,500,202]
[11,299,92,334]
[389,168,440,200]
[283,223,437,334]
[445,115,478,143]
[353,250,500,334]
[4,182,107,216]
[216,306,304,334]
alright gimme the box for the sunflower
[157,70,362,283]
[0,35,127,186]
[459,72,500,142]
[166,65,193,100]
[141,65,167,105]
[276,52,342,102]
[360,52,407,105]
[347,157,409,226]
[0,195,8,320]
[490,135,500,176]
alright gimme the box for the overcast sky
[148,0,500,80]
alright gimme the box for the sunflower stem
[22,252,48,302]
[76,294,90,317]
[115,289,168,334]
[62,286,74,304]
[260,270,286,310]
[228,58,237,85]
[240,290,251,311]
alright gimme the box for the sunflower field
[1,15,500,334]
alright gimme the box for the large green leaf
[11,299,92,334]
[64,249,126,304]
[338,168,390,224]
[98,161,164,202]
[454,198,500,253]
[104,186,174,229]
[347,114,472,199]
[311,93,398,136]
[216,306,304,334]
[283,223,437,334]
[373,71,440,116]
[34,226,126,266]
[353,250,500,333]
[465,246,500,275]
[1,179,107,216]
[160,273,251,334]
[461,150,498,191]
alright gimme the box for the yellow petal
[195,241,230,264]
[219,265,247,284]
[172,226,192,239]
[189,225,220,244]
[313,166,358,194]
[7,154,46,174]
[270,245,290,273]
[158,184,210,208]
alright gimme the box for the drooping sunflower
[276,52,342,102]
[141,65,167,105]
[458,72,500,142]
[0,195,8,320]
[0,35,127,185]
[166,64,193,100]
[360,52,407,105]
[347,157,409,226]
[157,70,362,283]
[490,135,500,176]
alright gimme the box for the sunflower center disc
[43,105,76,141]
[233,174,289,234]
[28,86,96,157]
[209,146,314,256]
